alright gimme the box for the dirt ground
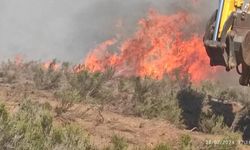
[0,82,249,150]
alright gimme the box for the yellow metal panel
[218,0,244,38]
[218,0,236,38]
[234,0,243,7]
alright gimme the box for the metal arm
[213,0,225,41]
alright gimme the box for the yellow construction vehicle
[204,0,250,86]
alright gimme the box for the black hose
[237,65,242,75]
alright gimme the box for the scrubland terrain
[0,60,250,150]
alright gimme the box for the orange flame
[43,60,61,71]
[14,54,24,66]
[84,39,117,72]
[82,11,217,83]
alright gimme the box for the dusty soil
[0,82,249,150]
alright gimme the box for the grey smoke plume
[0,0,217,62]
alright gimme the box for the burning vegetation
[83,10,218,83]
[1,1,250,150]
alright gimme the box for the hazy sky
[0,0,217,62]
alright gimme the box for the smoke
[0,0,217,62]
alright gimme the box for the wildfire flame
[81,10,217,83]
[43,60,61,71]
[83,39,117,73]
[14,54,24,66]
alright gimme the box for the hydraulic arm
[204,0,250,86]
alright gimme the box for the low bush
[2,60,248,146]
[131,77,183,125]
[179,134,193,150]
[67,71,101,101]
[200,81,246,103]
[199,111,231,134]
[0,60,18,84]
[66,68,115,102]
[33,60,62,90]
[110,135,128,150]
[54,88,81,116]
[153,143,172,150]
[0,100,95,150]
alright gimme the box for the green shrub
[40,102,53,111]
[56,124,94,150]
[0,100,95,150]
[153,143,172,150]
[132,77,183,125]
[180,134,193,150]
[63,69,118,111]
[110,135,128,150]
[0,60,18,84]
[33,60,62,90]
[199,111,230,134]
[64,72,184,125]
[0,104,8,122]
[200,81,246,103]
[54,88,81,115]
[67,71,104,99]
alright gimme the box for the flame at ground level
[43,60,61,71]
[82,11,218,83]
